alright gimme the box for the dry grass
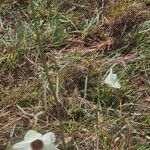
[0,0,150,149]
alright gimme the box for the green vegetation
[0,0,150,149]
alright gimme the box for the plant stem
[30,1,66,149]
[84,75,88,99]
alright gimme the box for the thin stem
[30,1,66,149]
[5,125,16,150]
[84,75,88,99]
[95,88,102,149]
[43,81,48,111]
[56,72,59,100]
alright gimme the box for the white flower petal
[24,130,42,141]
[104,68,121,89]
[13,140,31,150]
[43,143,58,150]
[112,80,121,89]
[42,132,56,143]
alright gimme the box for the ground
[0,0,150,150]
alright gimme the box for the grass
[0,0,150,149]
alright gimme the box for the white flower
[13,130,58,150]
[104,68,121,89]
